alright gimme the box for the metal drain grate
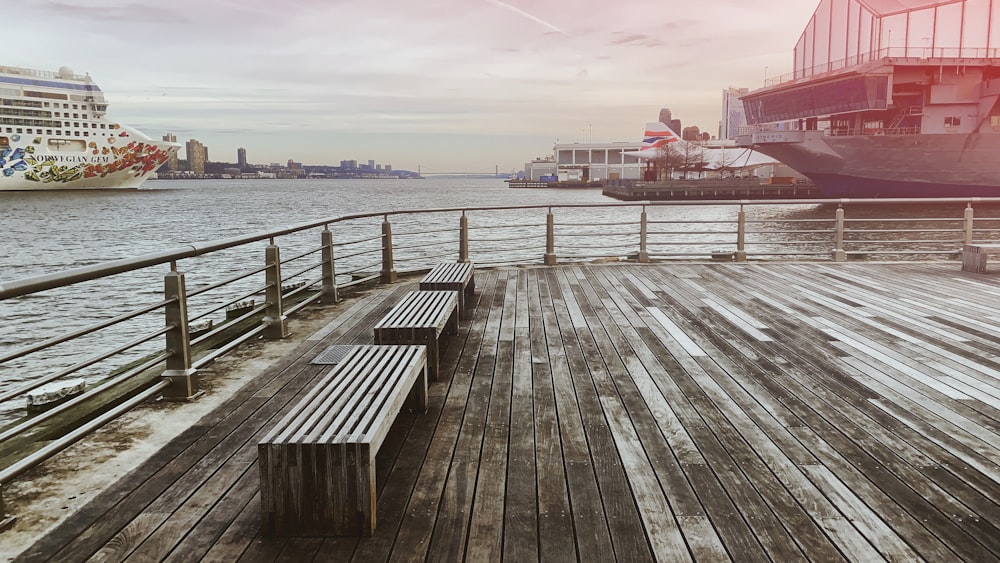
[310,345,356,365]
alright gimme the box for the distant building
[554,141,647,181]
[162,133,179,171]
[682,126,701,141]
[368,159,375,170]
[658,108,681,136]
[721,87,750,140]
[237,147,247,170]
[340,160,358,169]
[185,139,207,174]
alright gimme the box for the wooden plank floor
[16,263,1000,562]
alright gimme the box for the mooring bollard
[161,265,201,401]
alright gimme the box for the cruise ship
[738,0,1000,198]
[0,65,178,191]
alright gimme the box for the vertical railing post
[637,206,650,263]
[161,263,201,401]
[381,215,398,283]
[736,205,747,262]
[0,484,12,531]
[544,208,557,265]
[833,205,846,262]
[964,203,975,246]
[459,212,470,263]
[320,225,338,303]
[263,240,290,339]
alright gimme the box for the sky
[11,0,819,173]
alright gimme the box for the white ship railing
[763,47,1000,88]
[2,197,1000,517]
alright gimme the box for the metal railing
[2,197,1000,517]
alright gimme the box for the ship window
[945,116,961,127]
[82,114,87,119]
[992,116,1000,132]
[46,130,52,135]
[63,103,68,109]
[72,104,78,109]
[73,113,78,118]
[44,102,50,107]
[74,131,80,136]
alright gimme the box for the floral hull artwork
[0,134,174,190]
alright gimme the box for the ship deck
[15,262,1000,562]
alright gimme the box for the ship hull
[0,133,176,191]
[748,129,1000,198]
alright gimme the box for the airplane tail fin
[624,122,683,159]
[641,122,682,149]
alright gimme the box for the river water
[0,178,991,423]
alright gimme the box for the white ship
[0,65,178,191]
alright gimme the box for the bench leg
[406,363,429,413]
[260,442,377,536]
[962,249,988,273]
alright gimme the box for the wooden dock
[15,262,1000,561]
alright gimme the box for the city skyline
[12,1,819,172]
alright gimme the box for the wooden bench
[373,290,458,382]
[961,244,1000,273]
[419,262,475,317]
[258,344,428,537]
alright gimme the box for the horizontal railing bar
[338,262,384,277]
[0,347,172,446]
[281,246,322,264]
[190,302,268,347]
[187,266,268,299]
[395,239,454,251]
[469,235,546,243]
[0,379,170,485]
[337,273,380,289]
[193,323,269,369]
[334,235,383,248]
[0,324,171,404]
[557,221,639,227]
[7,196,1000,299]
[555,233,641,239]
[0,298,173,365]
[282,262,322,285]
[467,223,546,231]
[334,248,381,261]
[188,285,263,325]
[393,227,456,237]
